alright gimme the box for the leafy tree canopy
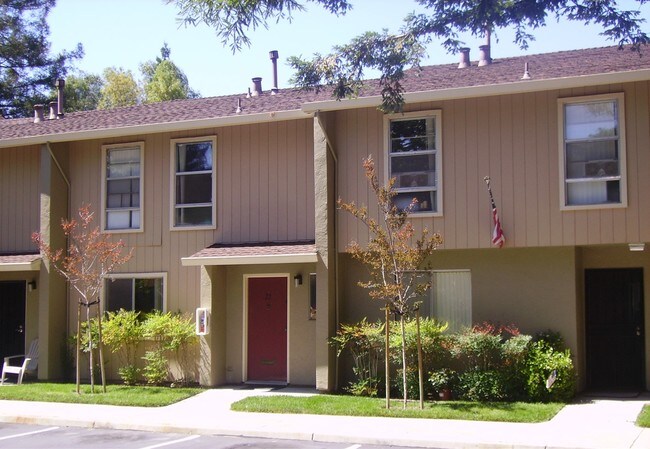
[56,72,103,112]
[98,67,142,110]
[141,43,199,103]
[170,0,649,112]
[0,0,83,117]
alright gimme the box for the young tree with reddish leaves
[338,156,442,408]
[33,205,132,393]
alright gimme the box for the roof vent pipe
[55,78,65,118]
[478,45,491,66]
[458,47,471,68]
[251,77,262,96]
[269,50,279,94]
[33,104,44,123]
[49,101,57,120]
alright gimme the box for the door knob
[15,325,24,334]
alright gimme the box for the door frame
[242,273,290,384]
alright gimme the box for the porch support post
[198,265,226,386]
[314,114,337,392]
[37,143,68,380]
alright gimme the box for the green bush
[388,317,450,399]
[330,318,384,396]
[523,340,576,402]
[457,370,508,401]
[102,309,143,384]
[142,350,168,385]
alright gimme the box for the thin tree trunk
[75,301,81,394]
[401,314,407,409]
[97,300,107,393]
[416,308,424,410]
[385,306,390,410]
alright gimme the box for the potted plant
[429,368,458,400]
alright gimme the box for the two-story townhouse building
[1,45,649,393]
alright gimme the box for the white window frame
[101,142,144,233]
[384,110,443,216]
[169,136,217,230]
[103,272,167,313]
[558,93,627,210]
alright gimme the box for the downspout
[315,110,339,391]
[45,141,71,343]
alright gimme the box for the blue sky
[48,0,650,98]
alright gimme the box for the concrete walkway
[0,386,648,449]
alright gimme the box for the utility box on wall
[196,307,210,335]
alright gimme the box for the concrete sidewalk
[0,386,648,449]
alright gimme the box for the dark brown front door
[585,268,645,390]
[0,281,26,361]
[247,277,287,382]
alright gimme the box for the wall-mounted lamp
[27,280,37,291]
[629,243,645,252]
[294,274,303,287]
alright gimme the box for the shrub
[457,370,508,401]
[102,309,143,384]
[388,317,450,399]
[330,318,384,396]
[141,311,198,384]
[524,340,576,402]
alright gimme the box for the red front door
[247,277,287,382]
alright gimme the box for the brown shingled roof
[1,46,648,143]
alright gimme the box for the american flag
[484,177,505,248]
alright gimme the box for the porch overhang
[181,242,318,267]
[0,254,42,272]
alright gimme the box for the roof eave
[0,258,41,272]
[181,253,318,266]
[0,109,312,149]
[301,69,650,113]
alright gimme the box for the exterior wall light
[294,274,303,287]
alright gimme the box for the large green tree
[141,43,199,103]
[98,67,142,110]
[170,0,649,112]
[0,0,83,117]
[57,72,103,112]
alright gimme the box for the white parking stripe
[0,426,59,441]
[344,445,362,449]
[138,434,200,449]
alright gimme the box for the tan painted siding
[0,145,40,252]
[335,81,650,251]
[66,119,315,318]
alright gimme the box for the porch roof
[181,241,318,266]
[0,253,41,272]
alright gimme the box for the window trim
[558,93,627,211]
[169,135,217,230]
[102,272,167,313]
[384,110,443,217]
[101,141,144,233]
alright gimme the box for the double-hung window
[171,136,216,229]
[559,93,627,209]
[104,274,166,314]
[102,142,143,231]
[386,110,442,214]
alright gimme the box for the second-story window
[171,136,216,229]
[387,110,442,214]
[102,142,143,231]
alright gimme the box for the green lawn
[0,382,203,407]
[637,405,650,427]
[231,394,564,423]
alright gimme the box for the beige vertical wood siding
[335,81,650,251]
[66,119,315,317]
[0,145,40,253]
